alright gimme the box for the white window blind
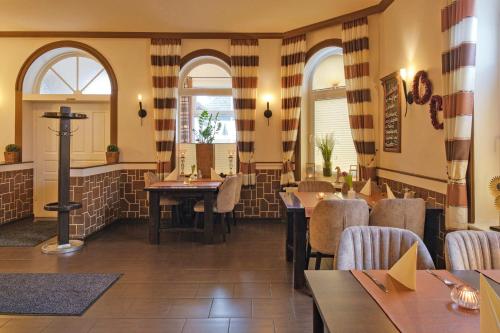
[314,98,357,172]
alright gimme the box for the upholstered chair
[445,230,500,270]
[193,175,239,240]
[144,172,181,224]
[341,180,381,194]
[369,198,426,239]
[230,173,243,229]
[335,226,435,270]
[309,199,369,269]
[298,180,335,193]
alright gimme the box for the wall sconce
[137,94,147,126]
[399,68,414,116]
[264,101,273,126]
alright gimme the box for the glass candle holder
[450,284,480,310]
[316,192,325,200]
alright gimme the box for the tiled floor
[0,221,313,332]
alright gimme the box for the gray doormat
[0,273,121,315]
[0,218,57,247]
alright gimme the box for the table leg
[148,191,160,244]
[293,210,307,289]
[285,211,293,262]
[313,301,324,333]
[203,191,215,244]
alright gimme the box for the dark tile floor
[0,221,313,333]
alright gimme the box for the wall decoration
[381,72,402,153]
[429,95,444,130]
[412,70,432,105]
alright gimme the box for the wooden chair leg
[315,253,322,270]
[306,242,312,269]
[226,213,231,234]
[231,211,237,226]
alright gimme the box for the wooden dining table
[279,191,444,290]
[144,180,222,244]
[306,270,500,333]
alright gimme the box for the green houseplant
[106,144,119,164]
[4,144,21,164]
[193,110,221,177]
[316,134,335,177]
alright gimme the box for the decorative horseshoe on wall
[412,71,433,105]
[429,95,444,130]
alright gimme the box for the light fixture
[263,94,273,126]
[399,68,414,116]
[137,94,147,126]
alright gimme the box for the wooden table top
[279,191,386,211]
[144,179,222,192]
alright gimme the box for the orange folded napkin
[164,168,178,181]
[360,178,372,196]
[387,242,418,290]
[386,183,396,199]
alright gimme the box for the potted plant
[316,134,335,177]
[193,110,221,178]
[4,144,21,164]
[106,144,120,164]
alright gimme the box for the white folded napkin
[164,168,178,181]
[480,274,500,333]
[211,168,224,181]
[386,184,396,199]
[387,242,418,291]
[360,178,372,196]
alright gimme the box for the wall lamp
[263,95,273,126]
[137,94,147,126]
[399,68,414,116]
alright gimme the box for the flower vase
[323,161,332,177]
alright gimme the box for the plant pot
[4,151,20,164]
[196,143,214,178]
[106,152,119,164]
[322,161,332,177]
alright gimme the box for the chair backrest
[310,199,369,255]
[234,173,243,204]
[298,180,335,192]
[445,230,500,270]
[369,198,426,239]
[216,175,239,213]
[335,226,435,270]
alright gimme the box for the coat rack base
[41,240,84,254]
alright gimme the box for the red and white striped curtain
[341,17,376,181]
[230,39,259,186]
[280,35,306,185]
[441,0,477,229]
[150,39,181,179]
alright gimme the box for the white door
[33,102,110,217]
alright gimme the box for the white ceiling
[0,0,380,32]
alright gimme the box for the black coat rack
[41,106,87,254]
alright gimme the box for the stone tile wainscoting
[0,163,34,225]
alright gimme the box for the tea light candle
[317,192,325,200]
[450,284,480,310]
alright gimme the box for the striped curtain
[150,38,181,179]
[230,39,259,186]
[280,35,306,185]
[341,17,376,181]
[441,0,477,229]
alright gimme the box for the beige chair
[298,180,335,192]
[144,172,181,224]
[369,198,426,239]
[308,199,369,269]
[193,175,239,240]
[445,230,500,270]
[341,180,381,194]
[230,173,243,229]
[335,226,435,270]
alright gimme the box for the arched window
[37,52,111,95]
[303,47,357,177]
[178,56,236,174]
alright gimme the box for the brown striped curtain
[230,39,258,186]
[441,0,477,229]
[341,17,376,181]
[280,35,306,185]
[150,38,181,179]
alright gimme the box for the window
[306,49,358,176]
[38,53,111,95]
[178,57,236,174]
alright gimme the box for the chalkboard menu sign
[381,72,402,153]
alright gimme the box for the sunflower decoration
[490,176,500,210]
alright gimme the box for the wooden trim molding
[180,49,231,68]
[377,167,447,183]
[0,1,394,40]
[306,39,343,62]
[15,40,118,151]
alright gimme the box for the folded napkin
[386,184,396,199]
[480,274,500,333]
[211,168,224,181]
[164,168,178,181]
[387,242,417,291]
[360,178,372,196]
